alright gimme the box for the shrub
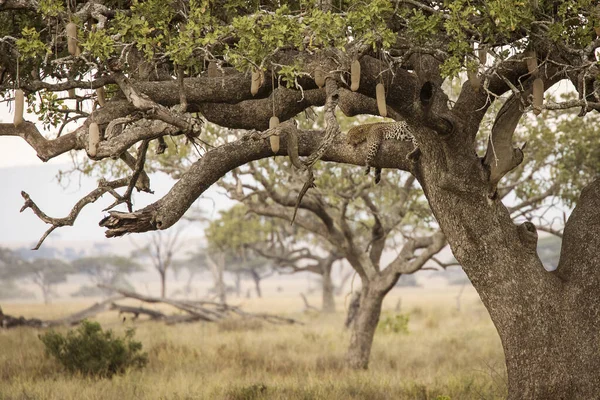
[39,320,148,378]
[378,313,410,334]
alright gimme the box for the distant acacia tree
[0,247,36,300]
[202,205,274,303]
[133,229,185,298]
[24,258,72,304]
[71,255,143,297]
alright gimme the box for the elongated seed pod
[376,83,387,117]
[533,78,544,115]
[207,61,218,78]
[66,22,78,56]
[96,87,106,107]
[13,89,24,127]
[251,69,262,96]
[88,122,100,157]
[467,69,481,92]
[314,67,325,88]
[350,60,361,91]
[269,116,280,153]
[478,46,487,65]
[526,50,538,75]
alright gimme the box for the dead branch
[100,285,303,325]
[1,297,122,329]
[110,303,167,320]
[20,178,129,249]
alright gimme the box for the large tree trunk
[345,281,390,369]
[321,262,336,313]
[416,124,600,398]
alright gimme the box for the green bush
[39,320,148,378]
[378,313,410,334]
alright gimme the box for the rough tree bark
[412,80,600,398]
[345,277,395,369]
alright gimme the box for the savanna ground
[0,287,506,400]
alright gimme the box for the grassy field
[0,287,506,400]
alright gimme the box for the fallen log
[0,306,44,328]
[100,285,303,325]
[1,297,121,329]
[98,285,222,322]
[45,297,123,327]
[110,303,167,320]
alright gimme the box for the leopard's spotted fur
[346,121,416,183]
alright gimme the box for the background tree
[222,158,443,369]
[202,205,274,303]
[2,0,600,397]
[0,247,36,300]
[71,255,143,297]
[132,229,185,298]
[228,205,345,312]
[23,258,72,304]
[250,233,344,313]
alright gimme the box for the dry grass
[0,287,506,400]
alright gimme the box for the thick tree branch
[383,231,446,282]
[100,129,414,236]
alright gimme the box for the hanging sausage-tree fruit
[88,122,100,157]
[13,89,24,127]
[269,116,280,153]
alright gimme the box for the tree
[2,247,72,304]
[71,255,143,297]
[224,160,443,368]
[203,205,275,303]
[221,203,344,311]
[2,1,600,397]
[0,247,36,300]
[251,233,344,313]
[132,229,185,298]
[24,258,72,304]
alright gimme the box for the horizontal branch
[100,128,415,237]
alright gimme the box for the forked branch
[21,178,129,249]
